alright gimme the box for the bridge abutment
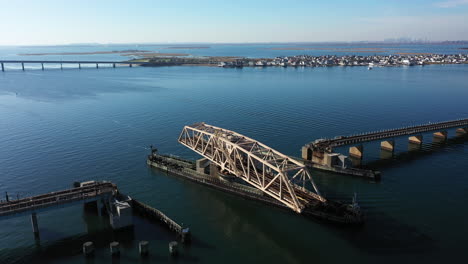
[349,145,363,159]
[433,131,448,142]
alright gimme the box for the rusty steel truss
[178,122,325,213]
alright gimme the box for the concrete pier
[83,241,94,257]
[41,63,44,70]
[433,131,448,142]
[129,64,133,67]
[1,62,4,72]
[349,145,363,159]
[78,63,81,69]
[456,128,467,136]
[96,63,99,69]
[169,241,178,256]
[110,241,120,256]
[139,241,149,256]
[380,140,395,152]
[21,63,25,71]
[31,213,39,236]
[60,63,63,70]
[302,146,312,160]
[409,135,423,145]
[113,63,116,68]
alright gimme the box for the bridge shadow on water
[154,167,437,261]
[361,134,468,171]
[0,208,204,264]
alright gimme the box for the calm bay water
[0,45,468,263]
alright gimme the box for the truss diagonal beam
[178,122,325,213]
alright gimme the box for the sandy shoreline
[18,50,151,56]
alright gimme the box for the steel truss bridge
[178,122,325,213]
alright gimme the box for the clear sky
[1,0,467,45]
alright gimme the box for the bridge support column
[349,145,363,159]
[78,63,81,70]
[209,163,219,177]
[409,135,423,151]
[196,158,210,174]
[96,63,99,69]
[301,146,312,161]
[433,131,448,142]
[456,128,467,136]
[22,63,25,71]
[2,62,5,72]
[60,63,63,70]
[41,63,44,70]
[129,64,132,68]
[409,135,423,144]
[113,63,116,68]
[380,140,395,152]
[31,213,39,237]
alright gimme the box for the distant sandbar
[19,50,151,56]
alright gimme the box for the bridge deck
[0,60,150,64]
[0,182,117,217]
[311,118,468,150]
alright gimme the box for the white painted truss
[178,122,325,213]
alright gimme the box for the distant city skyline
[1,0,468,45]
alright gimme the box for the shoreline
[129,53,468,68]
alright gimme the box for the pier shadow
[362,134,468,171]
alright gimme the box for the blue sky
[0,0,467,45]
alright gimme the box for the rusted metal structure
[178,122,325,213]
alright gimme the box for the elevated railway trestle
[302,118,468,167]
[178,122,326,214]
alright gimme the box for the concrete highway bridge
[302,118,468,168]
[0,60,151,71]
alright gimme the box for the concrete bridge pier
[96,63,99,69]
[408,135,423,151]
[349,145,363,159]
[113,63,116,68]
[60,63,63,70]
[380,140,395,159]
[196,158,211,174]
[456,128,467,136]
[21,63,25,71]
[433,131,448,143]
[41,63,44,70]
[31,213,39,237]
[78,63,81,70]
[1,62,4,72]
[129,64,133,68]
[301,146,312,161]
[380,140,395,152]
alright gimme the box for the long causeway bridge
[0,60,151,71]
[302,118,468,169]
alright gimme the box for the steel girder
[178,122,325,213]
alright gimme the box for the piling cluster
[82,240,184,258]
